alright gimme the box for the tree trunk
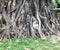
[0,0,59,40]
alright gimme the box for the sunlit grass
[0,36,60,50]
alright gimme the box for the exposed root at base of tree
[0,0,59,40]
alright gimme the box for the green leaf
[56,0,60,4]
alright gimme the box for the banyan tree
[0,0,59,40]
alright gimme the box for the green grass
[0,37,60,50]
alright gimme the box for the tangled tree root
[0,0,59,40]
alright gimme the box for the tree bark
[0,0,59,40]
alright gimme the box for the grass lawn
[0,36,60,50]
